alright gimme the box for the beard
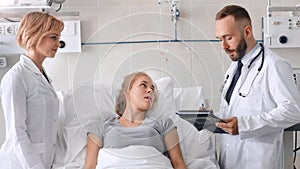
[225,36,248,61]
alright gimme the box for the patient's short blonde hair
[17,12,64,50]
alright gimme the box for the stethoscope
[222,43,265,97]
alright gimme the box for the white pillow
[150,77,219,168]
[147,76,177,117]
[53,83,117,168]
[173,87,206,111]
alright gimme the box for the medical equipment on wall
[263,2,300,48]
[0,0,79,54]
[221,43,264,97]
[48,0,65,5]
[0,20,81,54]
[0,0,49,8]
[158,0,180,40]
[0,0,66,8]
[47,0,66,11]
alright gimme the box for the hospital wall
[1,0,300,167]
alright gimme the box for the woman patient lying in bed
[84,72,187,169]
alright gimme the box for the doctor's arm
[1,74,45,169]
[84,134,102,169]
[238,60,300,139]
[165,128,187,169]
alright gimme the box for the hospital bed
[52,77,220,169]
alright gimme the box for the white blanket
[96,145,174,169]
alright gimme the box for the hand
[216,117,239,135]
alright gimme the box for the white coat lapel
[20,55,56,94]
[238,47,263,97]
[40,69,56,93]
[222,63,238,99]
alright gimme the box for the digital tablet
[208,113,226,123]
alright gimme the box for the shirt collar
[240,43,261,65]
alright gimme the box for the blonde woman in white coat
[0,12,64,169]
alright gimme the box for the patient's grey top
[87,116,176,153]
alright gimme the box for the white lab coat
[0,55,59,169]
[218,44,300,169]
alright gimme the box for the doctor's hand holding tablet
[216,117,238,135]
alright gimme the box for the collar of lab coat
[20,55,44,74]
[20,54,43,74]
[225,43,261,77]
[238,44,263,95]
[240,43,261,67]
[20,54,55,91]
[222,43,262,99]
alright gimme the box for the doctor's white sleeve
[238,58,300,139]
[1,72,46,169]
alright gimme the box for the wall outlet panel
[0,20,81,54]
[0,57,7,68]
[0,25,5,35]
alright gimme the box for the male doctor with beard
[215,5,300,169]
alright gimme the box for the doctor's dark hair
[115,72,158,116]
[17,12,64,50]
[215,5,252,27]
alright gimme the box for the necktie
[226,60,243,104]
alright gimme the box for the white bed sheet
[52,77,220,169]
[96,145,173,169]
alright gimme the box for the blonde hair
[115,72,158,116]
[17,12,64,50]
